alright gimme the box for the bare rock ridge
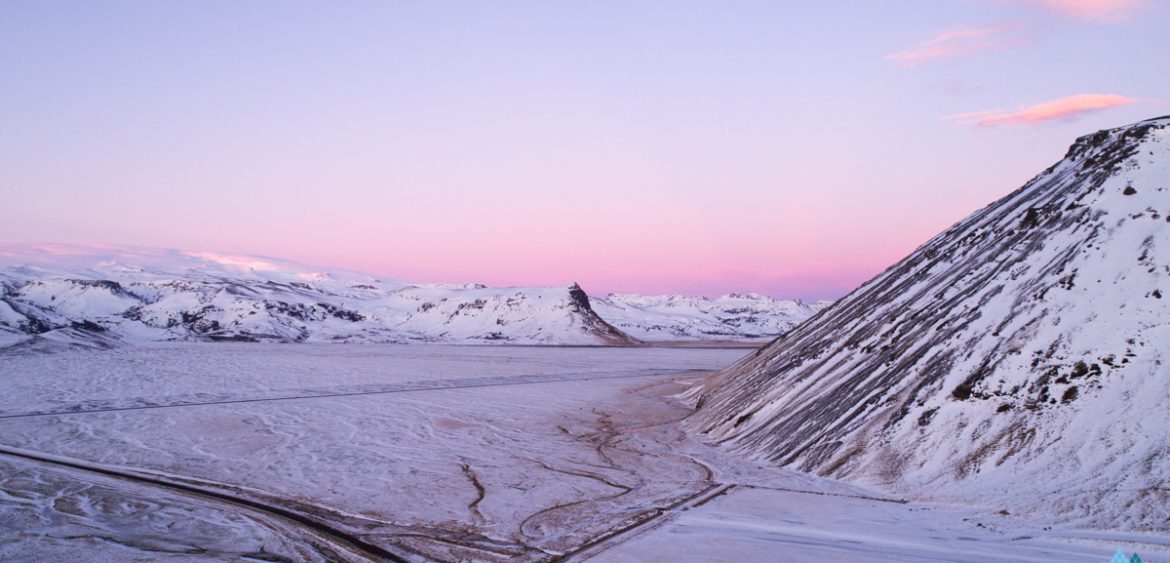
[688,116,1170,530]
[565,282,635,345]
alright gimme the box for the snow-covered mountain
[688,116,1170,530]
[0,245,828,350]
[0,244,634,348]
[592,293,829,342]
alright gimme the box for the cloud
[1022,0,1145,20]
[945,93,1138,127]
[886,26,1015,67]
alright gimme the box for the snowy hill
[688,116,1170,530]
[0,244,634,348]
[593,293,829,342]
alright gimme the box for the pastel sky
[2,1,1168,299]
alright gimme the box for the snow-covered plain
[2,344,1162,561]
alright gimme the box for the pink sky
[1024,0,1146,20]
[1,2,1167,299]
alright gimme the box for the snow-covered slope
[688,116,1170,530]
[0,244,634,348]
[592,293,829,341]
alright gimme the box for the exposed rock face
[687,116,1170,530]
[565,283,637,345]
[567,282,592,310]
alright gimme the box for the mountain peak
[687,116,1170,530]
[1061,115,1168,166]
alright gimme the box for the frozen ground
[1,344,1164,561]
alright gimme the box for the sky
[1,1,1168,299]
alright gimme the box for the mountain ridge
[593,293,830,342]
[687,115,1170,530]
[0,243,824,350]
[0,244,636,349]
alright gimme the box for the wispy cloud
[886,26,1016,67]
[1021,0,1145,20]
[945,93,1138,127]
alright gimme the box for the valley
[2,344,1157,561]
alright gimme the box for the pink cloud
[945,93,1138,127]
[887,26,1014,67]
[1022,0,1144,20]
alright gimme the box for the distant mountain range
[593,293,829,342]
[0,244,823,350]
[688,116,1170,530]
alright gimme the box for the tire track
[552,482,732,561]
[0,446,409,562]
[0,368,708,420]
